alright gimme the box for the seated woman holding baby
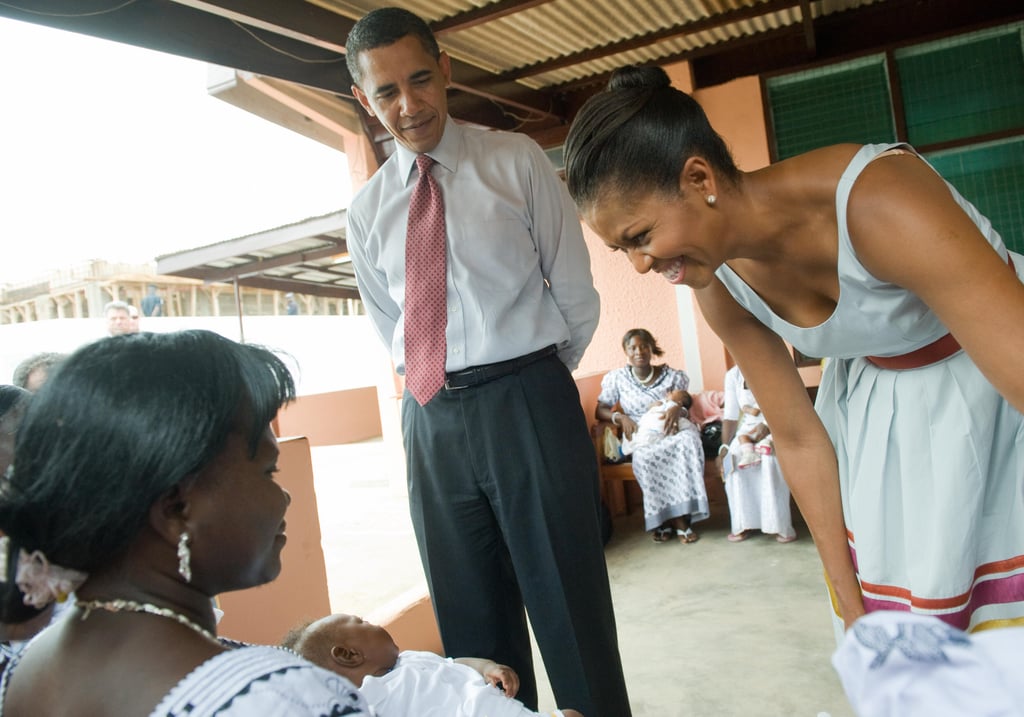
[0,330,371,716]
[595,328,708,543]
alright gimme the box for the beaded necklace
[632,366,656,385]
[76,598,218,643]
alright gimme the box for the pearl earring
[706,194,717,207]
[177,531,192,583]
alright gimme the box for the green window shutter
[767,56,896,160]
[926,138,1024,254]
[896,29,1024,147]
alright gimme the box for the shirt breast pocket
[455,217,538,294]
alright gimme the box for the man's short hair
[346,7,440,86]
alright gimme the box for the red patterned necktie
[404,154,448,406]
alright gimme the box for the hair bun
[607,65,671,92]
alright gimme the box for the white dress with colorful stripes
[715,143,1024,633]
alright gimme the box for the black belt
[443,345,558,391]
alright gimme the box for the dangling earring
[706,194,717,207]
[177,531,192,583]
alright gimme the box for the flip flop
[676,528,699,544]
[652,526,672,543]
[727,531,751,542]
[776,533,797,543]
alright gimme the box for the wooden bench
[574,371,726,520]
[590,420,727,519]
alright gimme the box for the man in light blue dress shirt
[345,8,630,716]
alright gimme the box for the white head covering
[833,611,1024,716]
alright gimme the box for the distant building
[1,211,363,325]
[0,259,362,325]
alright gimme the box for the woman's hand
[661,403,681,435]
[619,415,637,440]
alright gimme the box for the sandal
[727,531,752,542]
[776,533,797,543]
[652,526,673,543]
[676,528,699,544]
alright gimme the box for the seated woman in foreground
[0,330,370,716]
[596,328,708,544]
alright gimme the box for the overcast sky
[0,16,351,285]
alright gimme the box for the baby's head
[664,389,692,409]
[283,613,400,686]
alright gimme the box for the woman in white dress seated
[719,365,797,543]
[0,330,370,716]
[596,328,708,544]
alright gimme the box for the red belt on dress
[866,255,1015,370]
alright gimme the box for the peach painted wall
[217,436,331,644]
[343,126,379,192]
[694,76,771,173]
[275,386,383,447]
[367,588,443,655]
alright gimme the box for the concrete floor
[311,440,855,717]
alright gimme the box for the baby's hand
[483,662,520,698]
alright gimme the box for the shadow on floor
[533,509,855,717]
[312,442,854,717]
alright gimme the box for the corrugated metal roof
[155,209,359,300]
[6,0,1014,299]
[318,0,886,90]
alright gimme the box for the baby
[283,613,584,717]
[733,403,772,468]
[621,389,693,455]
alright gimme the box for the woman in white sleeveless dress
[564,65,1024,636]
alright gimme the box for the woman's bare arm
[697,279,865,627]
[850,152,1024,411]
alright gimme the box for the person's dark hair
[346,7,440,86]
[0,385,28,420]
[622,328,664,357]
[0,331,295,586]
[0,385,37,624]
[564,65,741,210]
[11,352,65,391]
